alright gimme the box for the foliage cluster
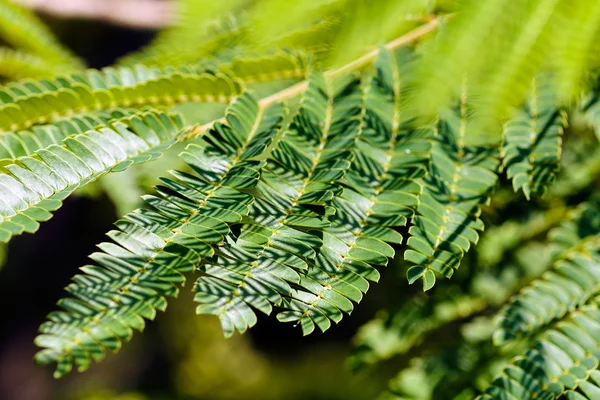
[1,1,600,399]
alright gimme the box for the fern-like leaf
[0,111,184,242]
[34,93,286,377]
[494,200,600,345]
[502,77,566,199]
[406,85,499,291]
[280,50,431,331]
[0,109,135,162]
[0,70,240,132]
[269,74,376,334]
[480,291,600,400]
[275,50,430,333]
[192,50,430,336]
[192,72,362,335]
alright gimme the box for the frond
[193,72,356,335]
[493,201,600,345]
[406,84,499,291]
[0,110,136,162]
[277,49,430,334]
[0,110,184,242]
[191,71,383,336]
[18,7,600,391]
[480,294,600,400]
[502,77,566,199]
[34,93,286,377]
[0,69,240,132]
[34,47,445,374]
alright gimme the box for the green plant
[2,0,600,398]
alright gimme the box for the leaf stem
[183,17,441,140]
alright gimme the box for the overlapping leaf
[270,75,377,334]
[192,49,430,337]
[277,49,432,334]
[193,72,361,335]
[34,93,286,377]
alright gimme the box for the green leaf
[405,83,499,291]
[35,93,286,376]
[502,76,566,199]
[480,297,600,400]
[0,69,241,132]
[194,72,358,335]
[494,201,600,345]
[0,110,185,243]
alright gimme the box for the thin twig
[183,17,441,140]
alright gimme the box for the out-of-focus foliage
[119,0,432,69]
[119,0,600,132]
[412,0,600,132]
[351,126,600,399]
[0,0,81,78]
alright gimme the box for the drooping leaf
[34,93,286,377]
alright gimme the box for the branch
[182,17,441,141]
[12,0,175,29]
